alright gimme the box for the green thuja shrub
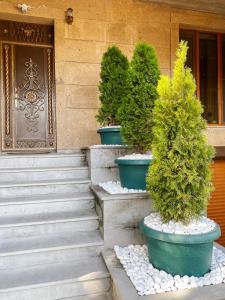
[147,41,215,224]
[118,43,160,153]
[96,46,129,126]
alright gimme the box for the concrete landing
[103,248,225,300]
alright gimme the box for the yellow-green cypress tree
[147,41,215,223]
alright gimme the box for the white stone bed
[100,125,121,129]
[144,213,216,235]
[114,245,225,296]
[90,144,127,148]
[117,153,153,160]
[99,181,146,194]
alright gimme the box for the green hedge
[118,43,160,153]
[96,46,129,126]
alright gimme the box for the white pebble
[99,181,146,194]
[117,153,153,160]
[114,244,225,296]
[144,213,216,235]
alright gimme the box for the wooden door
[1,20,56,152]
[208,159,225,246]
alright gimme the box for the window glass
[179,30,196,76]
[199,33,218,124]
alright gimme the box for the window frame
[180,29,224,126]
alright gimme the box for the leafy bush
[96,46,129,126]
[147,41,215,224]
[118,43,160,153]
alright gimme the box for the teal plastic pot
[140,218,221,277]
[115,158,152,190]
[97,127,123,145]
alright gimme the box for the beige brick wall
[0,0,225,149]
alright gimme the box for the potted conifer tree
[96,46,129,145]
[116,43,160,189]
[140,42,221,277]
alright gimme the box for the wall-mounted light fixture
[17,3,32,13]
[66,8,73,25]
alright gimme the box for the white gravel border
[90,144,127,148]
[144,213,216,235]
[99,125,121,129]
[115,245,225,296]
[117,153,153,160]
[99,181,146,194]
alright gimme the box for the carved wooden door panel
[1,20,56,152]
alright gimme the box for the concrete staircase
[0,152,111,300]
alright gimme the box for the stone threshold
[102,246,225,300]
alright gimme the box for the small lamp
[66,8,74,25]
[17,3,32,13]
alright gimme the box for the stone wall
[0,0,225,150]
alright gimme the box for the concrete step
[63,293,113,300]
[0,257,110,300]
[0,230,103,270]
[0,178,91,197]
[0,209,99,238]
[0,166,89,182]
[0,192,95,217]
[0,152,86,169]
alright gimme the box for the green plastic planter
[115,158,152,190]
[140,218,221,277]
[97,127,123,145]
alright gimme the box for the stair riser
[0,155,86,169]
[0,169,89,182]
[0,245,104,270]
[0,199,95,217]
[0,182,90,197]
[0,220,99,239]
[0,277,110,300]
[64,294,112,300]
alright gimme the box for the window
[180,30,225,125]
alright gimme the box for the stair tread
[0,166,88,173]
[66,293,113,300]
[0,191,94,205]
[0,178,91,187]
[0,152,85,159]
[0,256,109,290]
[0,209,98,227]
[0,230,103,255]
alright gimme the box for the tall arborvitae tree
[147,41,215,224]
[118,43,160,153]
[96,46,129,126]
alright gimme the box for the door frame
[0,19,56,153]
